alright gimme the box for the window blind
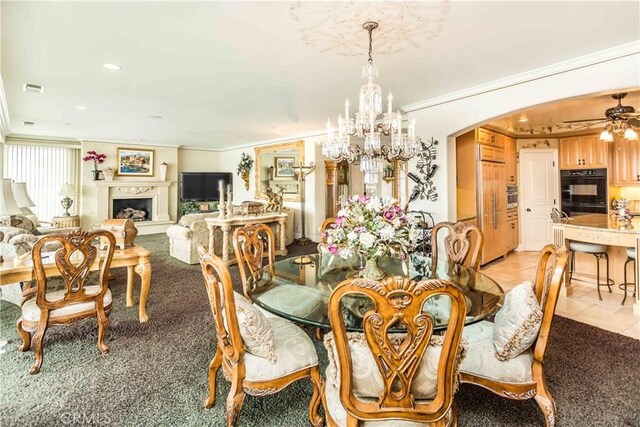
[3,143,80,222]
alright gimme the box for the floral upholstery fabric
[493,281,542,361]
[324,331,468,400]
[8,233,39,256]
[460,321,533,383]
[0,216,36,232]
[324,381,451,427]
[0,226,29,242]
[243,317,318,382]
[233,293,277,363]
[21,285,112,326]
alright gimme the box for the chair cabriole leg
[225,372,245,427]
[16,318,31,351]
[204,347,223,409]
[29,312,50,375]
[308,366,325,427]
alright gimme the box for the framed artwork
[274,157,295,178]
[117,148,155,176]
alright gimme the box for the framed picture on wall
[274,157,295,178]
[117,148,155,176]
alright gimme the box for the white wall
[405,52,640,223]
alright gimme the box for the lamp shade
[57,183,76,197]
[0,179,23,216]
[11,182,36,208]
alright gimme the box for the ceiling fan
[563,93,640,128]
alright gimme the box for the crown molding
[403,41,640,113]
[0,76,10,143]
[187,130,327,152]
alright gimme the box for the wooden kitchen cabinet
[559,134,608,169]
[612,135,640,185]
[505,136,517,184]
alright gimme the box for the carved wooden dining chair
[324,275,468,427]
[16,230,116,374]
[432,221,484,271]
[459,244,569,427]
[197,247,323,427]
[320,217,337,244]
[233,223,328,326]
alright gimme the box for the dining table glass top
[249,253,504,331]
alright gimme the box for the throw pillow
[493,281,543,361]
[233,292,277,363]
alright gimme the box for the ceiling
[2,1,639,149]
[487,90,640,137]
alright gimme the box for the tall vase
[92,169,101,181]
[360,257,386,280]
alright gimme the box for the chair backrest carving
[233,223,275,299]
[31,230,115,310]
[198,246,244,364]
[328,275,466,423]
[320,217,337,244]
[432,221,484,271]
[530,244,569,363]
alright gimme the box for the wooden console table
[205,212,288,265]
[0,245,152,322]
[553,214,640,315]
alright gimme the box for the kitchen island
[553,214,640,315]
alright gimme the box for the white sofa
[167,208,295,264]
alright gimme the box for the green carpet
[1,234,639,426]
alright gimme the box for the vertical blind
[3,143,80,222]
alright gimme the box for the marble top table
[552,214,640,315]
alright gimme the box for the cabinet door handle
[526,208,531,212]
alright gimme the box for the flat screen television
[180,172,232,201]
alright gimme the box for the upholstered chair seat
[21,286,113,326]
[460,321,533,383]
[243,316,318,382]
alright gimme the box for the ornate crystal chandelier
[322,21,420,192]
[599,120,638,142]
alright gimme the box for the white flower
[379,224,395,241]
[337,209,347,218]
[347,231,358,241]
[359,232,376,248]
[339,247,353,259]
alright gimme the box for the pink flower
[335,216,346,225]
[328,244,339,255]
[358,195,371,204]
[383,209,396,221]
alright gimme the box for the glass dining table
[248,253,504,332]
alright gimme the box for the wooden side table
[51,215,80,228]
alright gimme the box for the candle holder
[226,192,234,218]
[218,183,226,218]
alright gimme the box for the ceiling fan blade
[628,118,640,127]
[569,120,608,131]
[562,118,607,123]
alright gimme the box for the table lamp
[57,183,76,217]
[0,179,23,230]
[11,182,36,215]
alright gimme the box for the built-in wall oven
[560,169,607,216]
[506,185,518,209]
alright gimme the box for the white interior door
[520,149,558,251]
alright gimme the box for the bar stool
[620,247,637,306]
[568,241,612,300]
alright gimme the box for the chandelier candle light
[323,21,419,192]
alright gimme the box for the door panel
[520,150,557,251]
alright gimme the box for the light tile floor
[481,251,640,340]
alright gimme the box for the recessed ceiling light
[102,63,122,71]
[519,117,528,123]
[23,121,35,126]
[149,115,162,119]
[76,105,88,110]
[22,83,44,94]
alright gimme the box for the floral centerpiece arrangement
[83,150,107,181]
[236,152,254,190]
[322,195,414,280]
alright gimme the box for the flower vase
[241,169,250,190]
[92,169,101,181]
[361,257,386,280]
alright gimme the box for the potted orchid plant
[83,150,107,181]
[322,195,415,280]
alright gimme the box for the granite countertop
[559,214,640,234]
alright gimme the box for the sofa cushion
[178,212,217,228]
[324,331,467,400]
[243,316,318,382]
[233,292,277,363]
[461,321,533,383]
[166,224,192,240]
[493,281,542,361]
[0,226,29,242]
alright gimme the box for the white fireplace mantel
[94,180,175,235]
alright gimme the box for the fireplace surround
[94,180,174,234]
